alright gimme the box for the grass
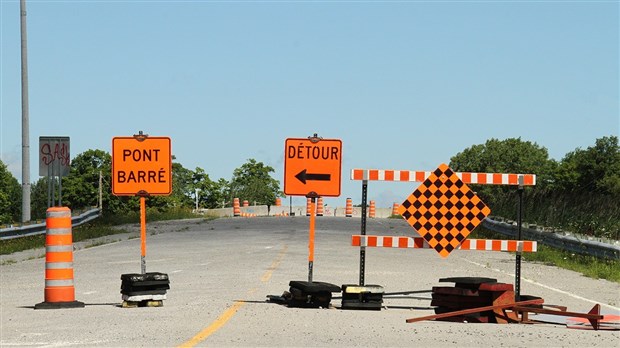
[98,207,200,225]
[0,224,129,256]
[471,227,620,283]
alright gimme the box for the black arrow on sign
[295,169,331,184]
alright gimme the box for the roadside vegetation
[471,227,620,283]
[0,208,205,256]
[450,136,619,240]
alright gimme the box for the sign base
[276,280,340,308]
[341,284,384,311]
[34,300,85,310]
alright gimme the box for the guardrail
[0,208,101,241]
[482,217,620,260]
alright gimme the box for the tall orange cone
[275,198,282,207]
[392,202,399,216]
[306,198,312,216]
[233,198,241,217]
[317,197,324,217]
[369,200,376,218]
[345,198,353,217]
[35,207,84,309]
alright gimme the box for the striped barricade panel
[351,235,537,252]
[350,169,536,186]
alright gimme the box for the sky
[1,0,619,209]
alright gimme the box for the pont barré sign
[112,136,172,196]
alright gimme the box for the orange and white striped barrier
[368,200,375,218]
[35,207,84,309]
[243,200,249,207]
[345,198,353,217]
[233,198,241,217]
[391,202,399,216]
[275,197,282,206]
[317,197,324,217]
[351,235,537,253]
[351,169,536,186]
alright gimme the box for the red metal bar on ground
[405,298,545,323]
[513,304,602,330]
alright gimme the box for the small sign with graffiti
[39,136,70,177]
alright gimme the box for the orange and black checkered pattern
[398,163,491,258]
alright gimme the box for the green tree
[230,159,281,206]
[195,172,230,209]
[0,160,21,224]
[449,138,556,218]
[450,137,557,187]
[31,177,55,220]
[555,136,620,195]
[61,149,109,211]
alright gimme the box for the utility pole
[195,188,200,211]
[20,0,31,222]
[99,170,103,210]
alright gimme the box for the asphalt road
[1,216,619,347]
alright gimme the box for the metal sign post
[359,179,368,286]
[140,195,147,274]
[308,197,316,282]
[515,175,524,301]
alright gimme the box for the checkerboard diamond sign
[398,163,491,258]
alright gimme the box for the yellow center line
[261,245,288,282]
[178,244,288,348]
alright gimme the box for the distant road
[1,217,618,347]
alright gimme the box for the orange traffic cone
[392,202,399,216]
[317,197,324,217]
[306,198,312,216]
[345,198,353,217]
[35,207,84,309]
[369,200,376,218]
[233,198,241,217]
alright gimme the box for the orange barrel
[392,202,399,216]
[243,200,249,207]
[369,200,376,218]
[306,198,312,216]
[275,198,282,207]
[317,197,324,216]
[233,198,241,217]
[345,198,353,217]
[35,207,84,309]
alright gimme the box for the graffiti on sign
[39,136,70,177]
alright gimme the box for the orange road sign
[398,163,491,258]
[284,137,342,197]
[112,135,172,196]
